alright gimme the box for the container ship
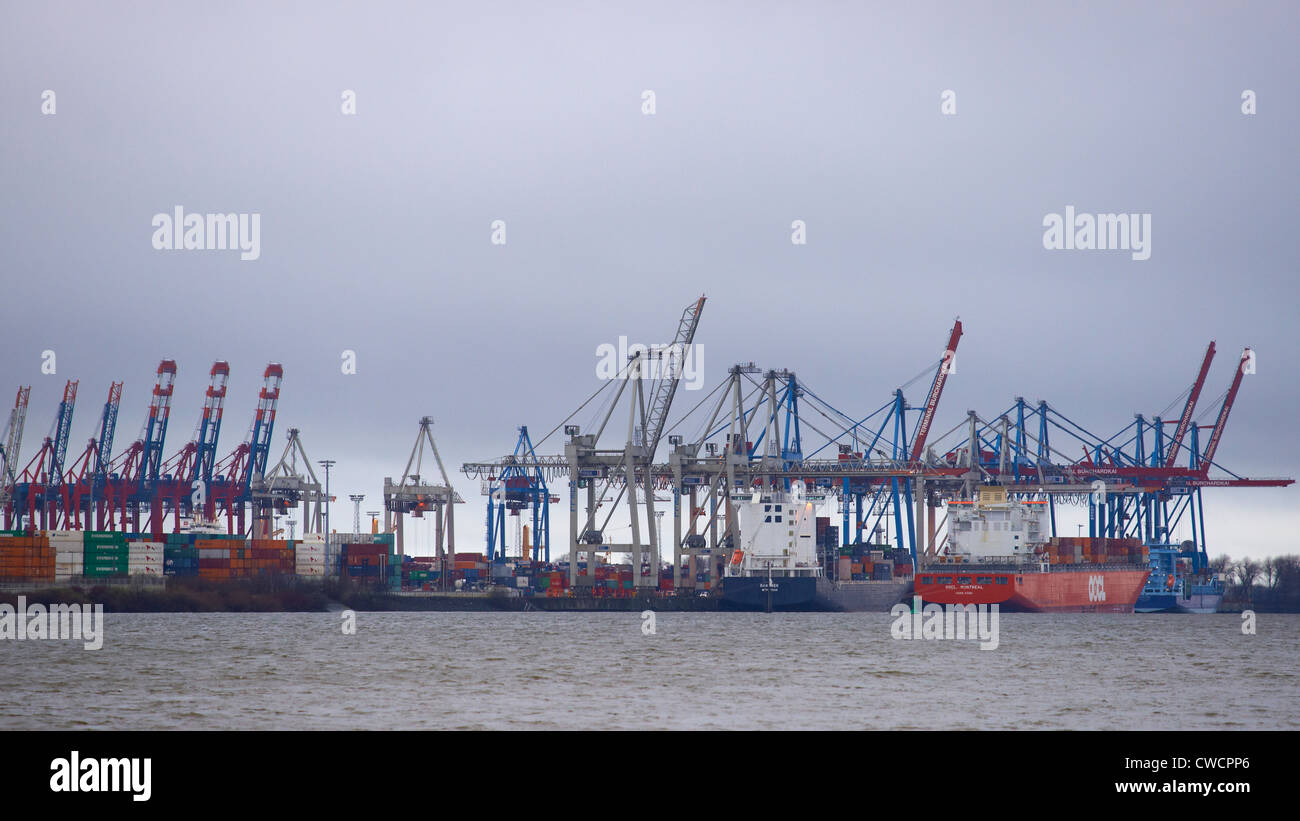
[913,486,1150,613]
[1135,544,1224,614]
[719,485,912,612]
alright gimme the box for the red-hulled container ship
[915,486,1150,613]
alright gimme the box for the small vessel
[1135,544,1224,614]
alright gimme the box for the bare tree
[1262,556,1278,588]
[1210,554,1234,578]
[1235,558,1262,596]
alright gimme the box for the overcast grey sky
[1,1,1296,558]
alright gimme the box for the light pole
[319,460,336,571]
[349,494,365,535]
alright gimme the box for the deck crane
[1163,341,1215,469]
[63,381,123,529]
[0,387,31,522]
[13,380,79,529]
[104,360,178,534]
[213,363,283,535]
[910,319,962,463]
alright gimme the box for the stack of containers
[196,536,236,580]
[545,569,569,596]
[247,539,294,575]
[0,531,54,582]
[83,531,129,578]
[315,532,359,575]
[164,533,198,576]
[49,530,85,581]
[403,562,434,588]
[515,561,534,590]
[451,552,487,587]
[375,533,398,590]
[658,569,673,592]
[293,534,327,577]
[408,556,444,589]
[491,559,512,584]
[127,538,165,577]
[343,540,399,588]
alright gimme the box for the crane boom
[910,319,963,462]
[1200,348,1250,470]
[93,382,124,479]
[48,380,79,488]
[192,361,230,484]
[640,295,706,457]
[1164,341,1215,468]
[0,387,31,512]
[138,360,177,491]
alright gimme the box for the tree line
[1211,554,1300,612]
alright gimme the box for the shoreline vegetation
[1214,554,1300,613]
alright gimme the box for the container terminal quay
[0,298,1291,612]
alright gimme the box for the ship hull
[1173,592,1223,614]
[1135,591,1178,613]
[1137,590,1223,614]
[720,575,912,612]
[914,566,1149,613]
[720,575,821,611]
